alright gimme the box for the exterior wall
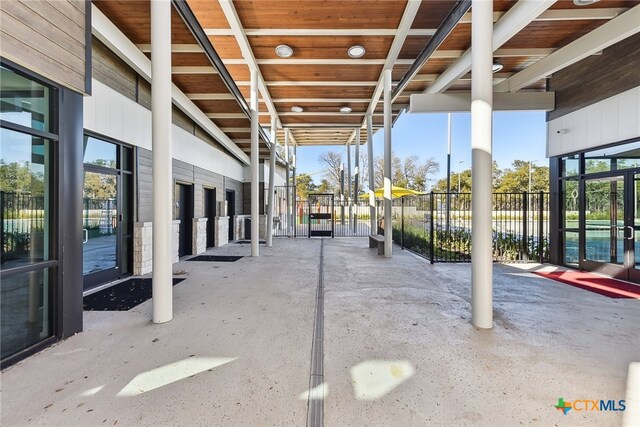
[0,0,88,94]
[243,182,266,215]
[548,34,640,122]
[547,34,640,157]
[547,87,640,157]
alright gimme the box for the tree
[373,153,439,192]
[294,173,317,200]
[317,179,331,193]
[494,160,549,193]
[318,151,342,192]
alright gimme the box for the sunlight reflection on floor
[350,360,415,400]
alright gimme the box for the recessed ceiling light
[573,0,600,5]
[275,44,294,58]
[339,106,352,114]
[348,45,366,58]
[291,105,304,113]
[492,63,504,73]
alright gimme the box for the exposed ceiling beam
[426,0,557,94]
[203,28,438,36]
[221,58,415,65]
[186,93,236,100]
[363,0,423,126]
[218,0,281,128]
[409,91,555,112]
[458,7,626,24]
[92,3,250,165]
[284,123,363,128]
[136,43,202,53]
[272,98,371,103]
[496,4,640,93]
[391,0,470,104]
[171,66,217,74]
[265,81,378,87]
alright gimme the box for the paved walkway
[1,238,638,426]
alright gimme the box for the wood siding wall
[548,33,640,121]
[137,148,244,222]
[243,182,265,215]
[1,0,87,94]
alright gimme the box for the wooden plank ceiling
[97,0,640,154]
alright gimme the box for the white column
[346,140,352,228]
[266,117,276,247]
[471,0,494,329]
[354,128,360,233]
[367,114,376,234]
[284,129,291,232]
[250,68,259,257]
[383,69,393,257]
[292,142,297,232]
[151,0,172,323]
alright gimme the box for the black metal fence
[1,192,45,261]
[391,192,549,263]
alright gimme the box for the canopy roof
[94,0,640,159]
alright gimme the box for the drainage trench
[307,238,325,427]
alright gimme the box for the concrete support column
[151,0,173,323]
[346,140,352,228]
[471,0,494,329]
[266,117,276,247]
[367,114,376,234]
[383,69,393,257]
[354,128,360,233]
[285,129,291,232]
[250,68,259,257]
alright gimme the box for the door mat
[235,240,266,244]
[534,270,640,299]
[187,255,244,262]
[83,278,186,311]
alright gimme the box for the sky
[295,111,549,185]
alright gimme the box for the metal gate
[308,193,334,238]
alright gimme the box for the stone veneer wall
[233,215,267,241]
[192,218,207,255]
[214,216,229,247]
[133,220,180,275]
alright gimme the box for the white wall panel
[547,86,640,157]
[83,79,245,181]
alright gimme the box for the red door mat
[534,270,640,299]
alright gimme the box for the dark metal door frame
[308,193,334,238]
[204,187,216,248]
[580,171,639,283]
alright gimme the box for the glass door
[630,173,640,282]
[581,175,626,277]
[581,172,639,282]
[82,170,120,288]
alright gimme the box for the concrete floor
[1,238,638,426]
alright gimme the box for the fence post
[401,197,404,249]
[539,191,544,263]
[429,192,435,264]
[522,192,528,262]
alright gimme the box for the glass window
[562,179,579,230]
[1,268,52,359]
[0,66,51,132]
[585,141,640,173]
[83,136,117,168]
[561,155,579,177]
[563,231,579,265]
[1,128,52,268]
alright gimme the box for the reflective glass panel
[561,155,579,177]
[83,136,117,169]
[1,268,52,359]
[0,66,51,132]
[1,128,51,268]
[562,180,579,229]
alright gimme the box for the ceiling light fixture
[348,45,366,58]
[290,106,304,113]
[573,0,600,5]
[340,106,352,114]
[275,44,294,58]
[492,62,504,73]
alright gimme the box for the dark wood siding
[92,38,137,102]
[1,0,87,93]
[548,33,640,121]
[243,182,265,215]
